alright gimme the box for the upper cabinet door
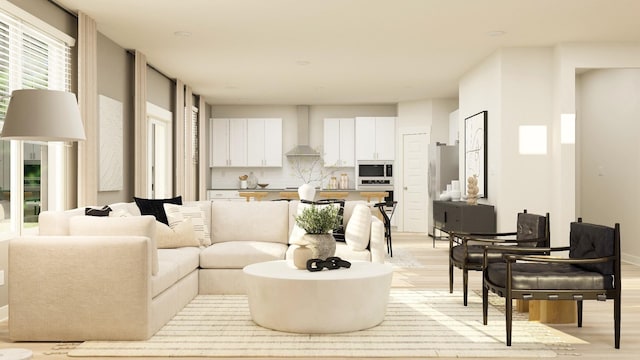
[210,118,229,167]
[210,118,247,167]
[355,117,378,160]
[355,116,395,160]
[338,118,355,166]
[228,119,247,166]
[375,117,395,160]
[247,118,282,167]
[324,118,355,167]
[262,118,282,167]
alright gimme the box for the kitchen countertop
[207,188,362,192]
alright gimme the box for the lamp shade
[1,89,86,141]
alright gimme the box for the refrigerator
[427,143,459,236]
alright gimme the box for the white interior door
[147,103,173,199]
[402,133,428,232]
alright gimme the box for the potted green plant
[294,204,342,262]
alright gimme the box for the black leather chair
[483,220,621,348]
[449,210,549,306]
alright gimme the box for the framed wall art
[464,111,487,198]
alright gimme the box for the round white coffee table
[243,260,393,334]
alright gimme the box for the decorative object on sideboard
[258,183,269,189]
[449,180,461,201]
[467,175,479,205]
[464,110,488,198]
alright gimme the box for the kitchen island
[207,188,390,202]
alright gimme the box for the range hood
[285,105,320,157]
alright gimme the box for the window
[0,5,72,236]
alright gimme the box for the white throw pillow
[69,215,159,275]
[155,218,200,249]
[164,203,211,246]
[344,204,371,251]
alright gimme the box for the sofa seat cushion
[200,241,288,269]
[153,247,200,297]
[210,201,289,244]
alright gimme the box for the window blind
[0,8,71,121]
[192,105,198,164]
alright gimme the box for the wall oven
[357,160,393,188]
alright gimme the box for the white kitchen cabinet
[247,118,282,167]
[209,118,247,167]
[206,190,244,201]
[323,118,355,167]
[355,116,395,160]
[24,143,41,161]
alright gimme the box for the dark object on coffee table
[306,257,351,272]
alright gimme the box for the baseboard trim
[622,252,640,267]
[0,304,7,322]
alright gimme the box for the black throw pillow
[85,205,112,217]
[133,196,182,225]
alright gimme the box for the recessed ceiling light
[296,60,311,66]
[174,31,192,37]
[487,30,506,37]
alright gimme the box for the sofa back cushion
[69,215,159,275]
[38,202,141,236]
[210,201,289,244]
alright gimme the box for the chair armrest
[9,236,153,341]
[504,253,615,264]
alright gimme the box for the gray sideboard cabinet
[432,201,496,247]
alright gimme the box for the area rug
[68,289,576,358]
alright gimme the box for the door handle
[403,186,408,190]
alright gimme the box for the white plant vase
[302,233,336,260]
[298,183,316,201]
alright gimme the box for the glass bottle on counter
[339,173,349,189]
[247,171,258,189]
[329,176,338,190]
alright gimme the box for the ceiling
[53,0,640,105]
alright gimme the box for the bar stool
[278,191,299,200]
[359,191,388,203]
[374,201,397,257]
[238,192,268,202]
[318,191,348,200]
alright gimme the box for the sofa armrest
[9,236,153,341]
[369,216,386,263]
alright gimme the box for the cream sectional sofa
[8,199,385,341]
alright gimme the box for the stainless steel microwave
[357,160,393,188]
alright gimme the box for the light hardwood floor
[1,232,638,359]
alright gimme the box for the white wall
[578,69,640,265]
[459,52,504,224]
[459,48,554,231]
[208,104,396,189]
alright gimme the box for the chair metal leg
[615,295,621,349]
[482,282,489,325]
[506,293,513,346]
[577,300,583,327]
[463,269,469,306]
[449,260,454,293]
[388,230,393,257]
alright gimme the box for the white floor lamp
[0,89,85,360]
